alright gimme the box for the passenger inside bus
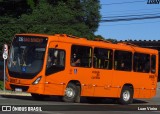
[120,62,125,70]
[71,45,93,67]
[47,50,58,68]
[144,58,150,73]
[71,53,80,66]
[47,54,52,68]
[52,50,58,65]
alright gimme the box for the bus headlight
[32,76,42,85]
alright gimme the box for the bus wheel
[118,86,133,105]
[31,93,47,101]
[63,83,80,103]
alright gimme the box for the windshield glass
[8,35,48,79]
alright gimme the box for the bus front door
[44,42,67,96]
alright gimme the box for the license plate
[15,88,22,92]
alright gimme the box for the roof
[15,34,158,54]
[16,33,51,37]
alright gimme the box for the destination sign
[18,36,44,43]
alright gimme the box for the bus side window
[151,55,156,73]
[71,45,92,68]
[133,53,150,73]
[114,50,132,71]
[93,48,113,70]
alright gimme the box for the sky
[95,0,160,41]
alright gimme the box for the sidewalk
[0,90,31,96]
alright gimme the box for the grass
[0,80,4,90]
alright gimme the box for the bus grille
[10,84,29,92]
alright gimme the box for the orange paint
[5,34,158,100]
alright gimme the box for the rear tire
[63,83,80,103]
[118,86,133,105]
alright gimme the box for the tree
[0,0,101,51]
[80,0,101,33]
[95,35,105,39]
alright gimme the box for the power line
[101,0,146,6]
[102,13,160,19]
[99,20,160,26]
[102,9,160,18]
[101,15,160,22]
[102,12,160,20]
[101,8,160,14]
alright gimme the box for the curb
[0,90,31,96]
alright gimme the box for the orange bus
[5,34,158,104]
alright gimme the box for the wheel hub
[65,88,75,98]
[123,90,130,101]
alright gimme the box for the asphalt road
[0,87,160,114]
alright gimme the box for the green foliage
[80,0,101,33]
[27,0,35,9]
[106,38,117,43]
[94,35,117,43]
[0,80,3,90]
[95,35,105,39]
[0,0,101,50]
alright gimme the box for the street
[0,87,160,114]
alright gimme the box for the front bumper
[5,81,44,94]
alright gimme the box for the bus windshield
[8,35,48,78]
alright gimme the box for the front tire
[63,83,80,103]
[118,86,133,105]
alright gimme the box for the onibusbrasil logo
[1,106,42,112]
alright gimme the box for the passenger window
[93,48,113,69]
[151,55,156,73]
[71,45,92,68]
[114,50,132,71]
[133,53,150,73]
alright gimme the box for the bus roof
[16,33,51,37]
[15,33,158,54]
